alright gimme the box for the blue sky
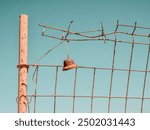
[0,0,150,112]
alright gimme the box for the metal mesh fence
[23,21,150,113]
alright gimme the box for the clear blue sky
[0,0,150,112]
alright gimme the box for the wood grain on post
[18,14,28,113]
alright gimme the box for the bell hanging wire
[62,41,78,71]
[62,20,78,71]
[64,42,70,59]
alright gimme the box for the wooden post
[17,14,28,113]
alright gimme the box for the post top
[20,14,28,17]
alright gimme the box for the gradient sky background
[0,0,150,113]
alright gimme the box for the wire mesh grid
[24,21,150,113]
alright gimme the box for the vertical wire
[65,42,70,59]
[141,39,150,113]
[27,96,33,113]
[101,22,106,43]
[108,33,117,113]
[63,21,73,59]
[34,66,39,113]
[124,36,135,113]
[72,68,78,113]
[27,103,30,113]
[54,66,59,113]
[90,68,96,113]
[42,27,46,36]
[27,97,30,113]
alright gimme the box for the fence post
[17,14,28,113]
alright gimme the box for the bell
[63,58,78,71]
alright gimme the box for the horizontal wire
[40,25,150,48]
[40,24,102,39]
[42,34,62,40]
[39,23,101,35]
[30,23,150,113]
[42,29,149,40]
[39,24,150,44]
[68,38,150,45]
[39,23,150,32]
[114,31,149,37]
[28,64,150,73]
[117,24,150,30]
[77,29,102,34]
[42,34,150,46]
[27,94,150,100]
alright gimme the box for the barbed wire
[39,21,150,45]
[34,21,150,64]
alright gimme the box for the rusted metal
[27,94,150,100]
[124,36,135,113]
[39,22,150,46]
[42,33,150,45]
[28,63,150,113]
[33,66,39,113]
[117,24,150,30]
[29,64,150,73]
[108,33,117,113]
[72,68,78,113]
[90,68,96,113]
[54,66,59,113]
[18,14,28,113]
[26,21,150,113]
[17,64,29,69]
[141,43,150,112]
[63,58,78,71]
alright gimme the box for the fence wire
[22,21,150,113]
[27,62,150,113]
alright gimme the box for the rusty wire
[39,21,150,46]
[32,65,39,113]
[42,34,150,46]
[107,22,119,112]
[108,33,117,113]
[27,94,150,100]
[16,96,32,113]
[25,21,150,113]
[28,63,150,113]
[124,22,137,113]
[54,66,59,113]
[124,36,135,113]
[35,41,64,63]
[72,68,78,113]
[90,68,96,113]
[29,64,150,73]
[141,38,150,112]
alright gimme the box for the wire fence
[22,21,150,113]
